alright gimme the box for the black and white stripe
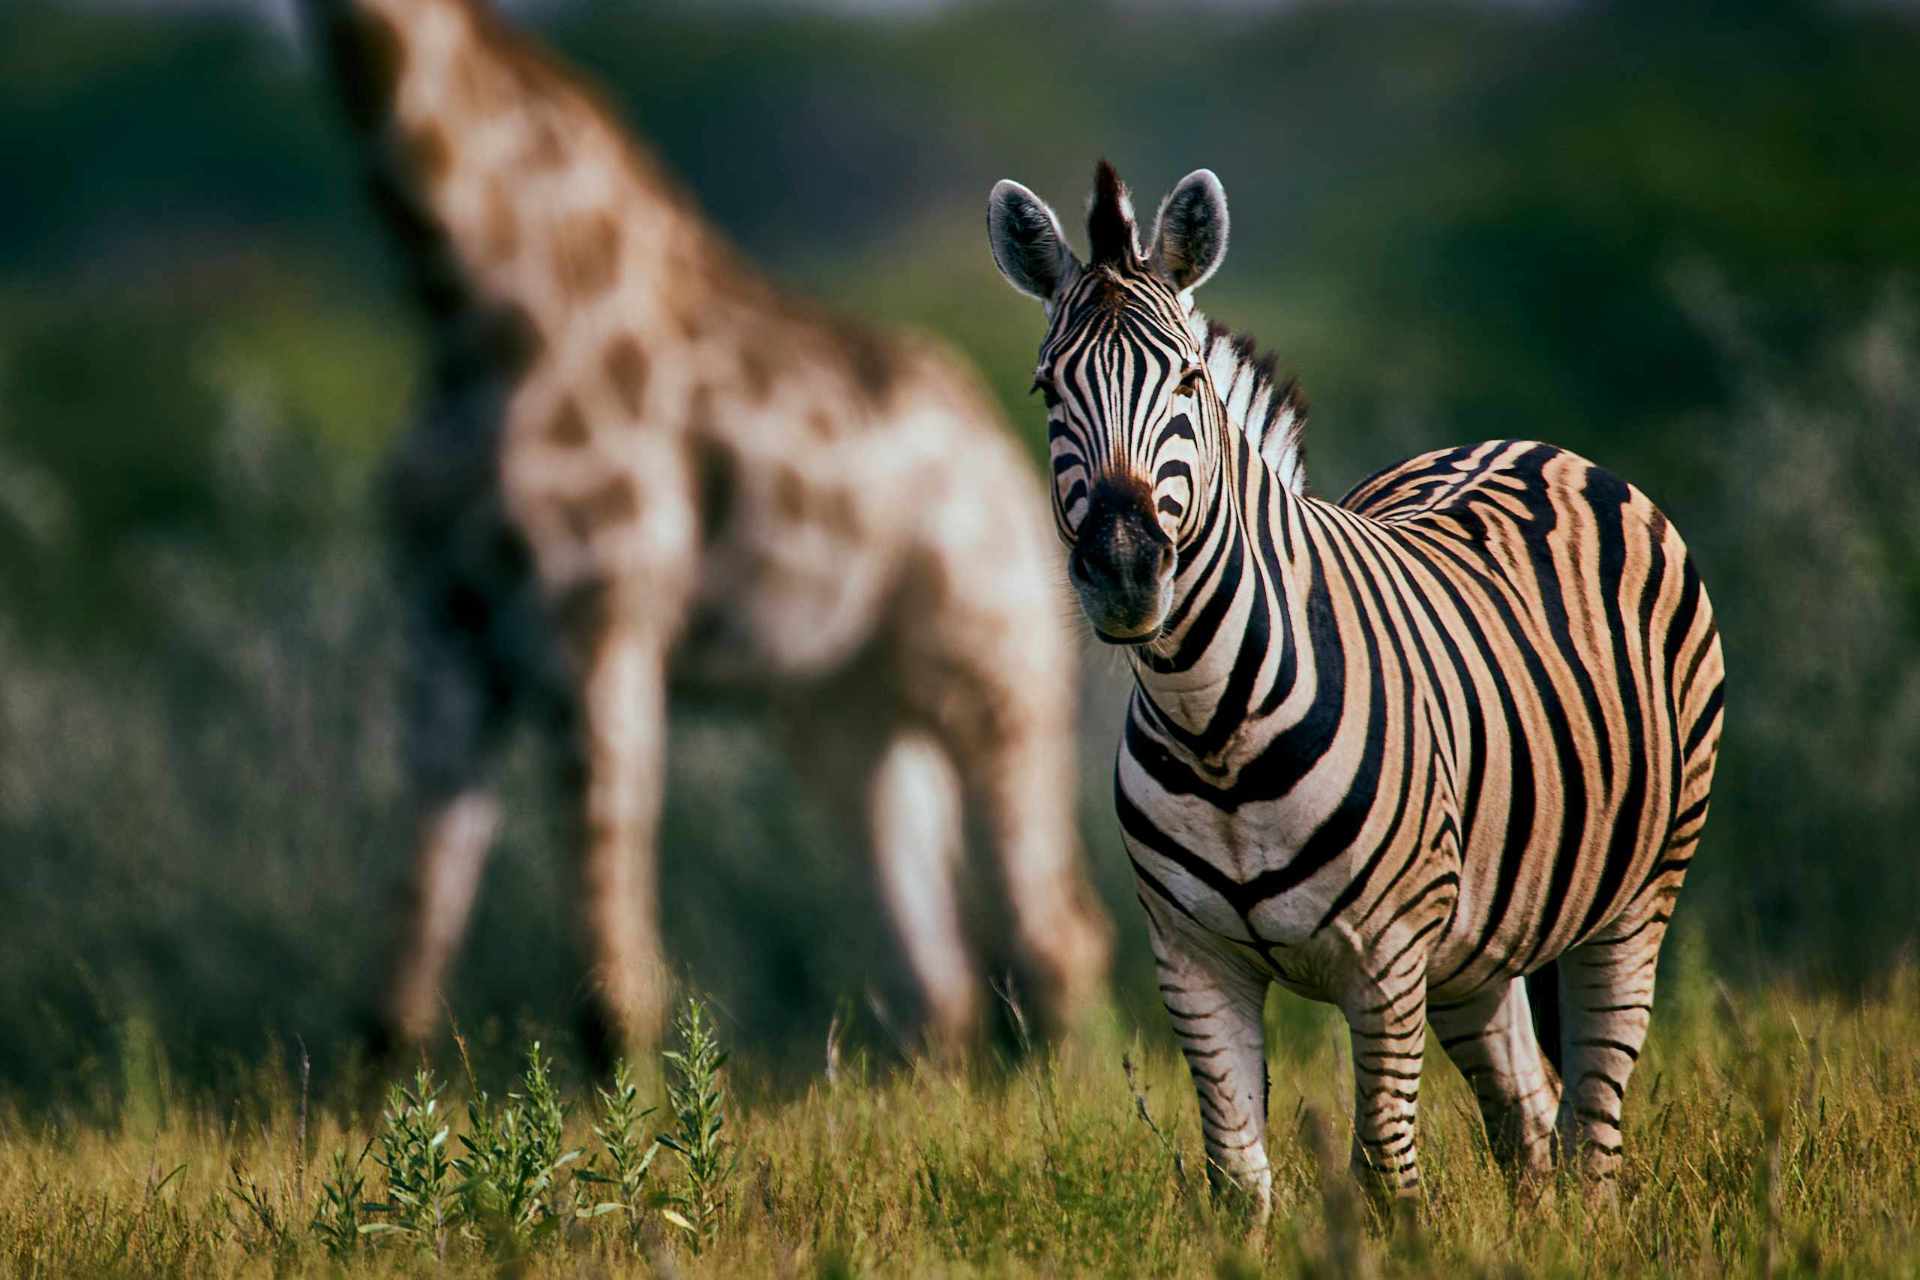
[990,162,1725,1215]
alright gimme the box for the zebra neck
[1131,441,1317,758]
[1186,310,1309,497]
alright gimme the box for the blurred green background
[2,0,1917,1102]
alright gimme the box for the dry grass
[2,959,1915,1278]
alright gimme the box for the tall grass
[1,973,1914,1277]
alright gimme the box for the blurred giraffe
[299,0,1110,1059]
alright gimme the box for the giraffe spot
[406,124,452,186]
[548,398,590,447]
[526,117,568,169]
[553,211,622,299]
[831,317,905,406]
[604,336,649,418]
[774,467,806,520]
[579,475,641,533]
[482,182,518,262]
[690,429,737,546]
[817,490,860,538]
[487,303,545,373]
[452,53,492,118]
[325,9,406,133]
[739,348,773,401]
[441,303,544,384]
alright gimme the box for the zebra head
[987,160,1230,645]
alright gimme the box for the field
[4,955,1916,1278]
[5,2,1920,1276]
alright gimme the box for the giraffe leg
[385,791,502,1047]
[1147,903,1272,1222]
[1430,977,1560,1179]
[964,689,1111,1038]
[1554,906,1673,1187]
[1343,973,1430,1203]
[566,611,672,1064]
[379,610,511,1053]
[868,730,977,1053]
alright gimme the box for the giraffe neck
[304,0,697,383]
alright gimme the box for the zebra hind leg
[1429,977,1560,1181]
[1554,907,1673,1189]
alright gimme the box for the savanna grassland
[4,960,1916,1278]
[5,3,1920,1277]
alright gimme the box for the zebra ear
[988,180,1079,302]
[1150,169,1230,293]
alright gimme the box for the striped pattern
[1009,167,1724,1215]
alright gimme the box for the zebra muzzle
[1068,477,1175,644]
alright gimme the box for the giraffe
[299,0,1111,1059]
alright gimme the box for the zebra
[986,161,1725,1216]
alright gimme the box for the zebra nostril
[1068,546,1096,585]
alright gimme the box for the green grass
[3,972,1916,1278]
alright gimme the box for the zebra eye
[1173,365,1205,399]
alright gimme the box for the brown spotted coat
[303,0,1110,1056]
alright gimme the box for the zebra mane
[1190,314,1309,495]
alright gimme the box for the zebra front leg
[869,731,977,1052]
[1343,970,1430,1203]
[1429,977,1560,1179]
[1554,906,1672,1188]
[1145,903,1273,1223]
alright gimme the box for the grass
[1,968,1916,1278]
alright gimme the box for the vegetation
[2,976,1917,1276]
[0,8,1917,1272]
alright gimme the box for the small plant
[227,1159,294,1256]
[452,1041,586,1255]
[578,1058,659,1243]
[658,998,735,1253]
[310,1139,372,1261]
[362,1068,456,1257]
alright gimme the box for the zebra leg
[1146,904,1273,1222]
[566,609,673,1063]
[868,731,977,1052]
[1429,978,1560,1178]
[1553,909,1671,1186]
[1343,980,1430,1202]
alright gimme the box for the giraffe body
[307,0,1110,1054]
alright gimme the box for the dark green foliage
[658,999,735,1254]
[577,1058,661,1244]
[310,1141,372,1261]
[450,1042,586,1254]
[362,1069,456,1256]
